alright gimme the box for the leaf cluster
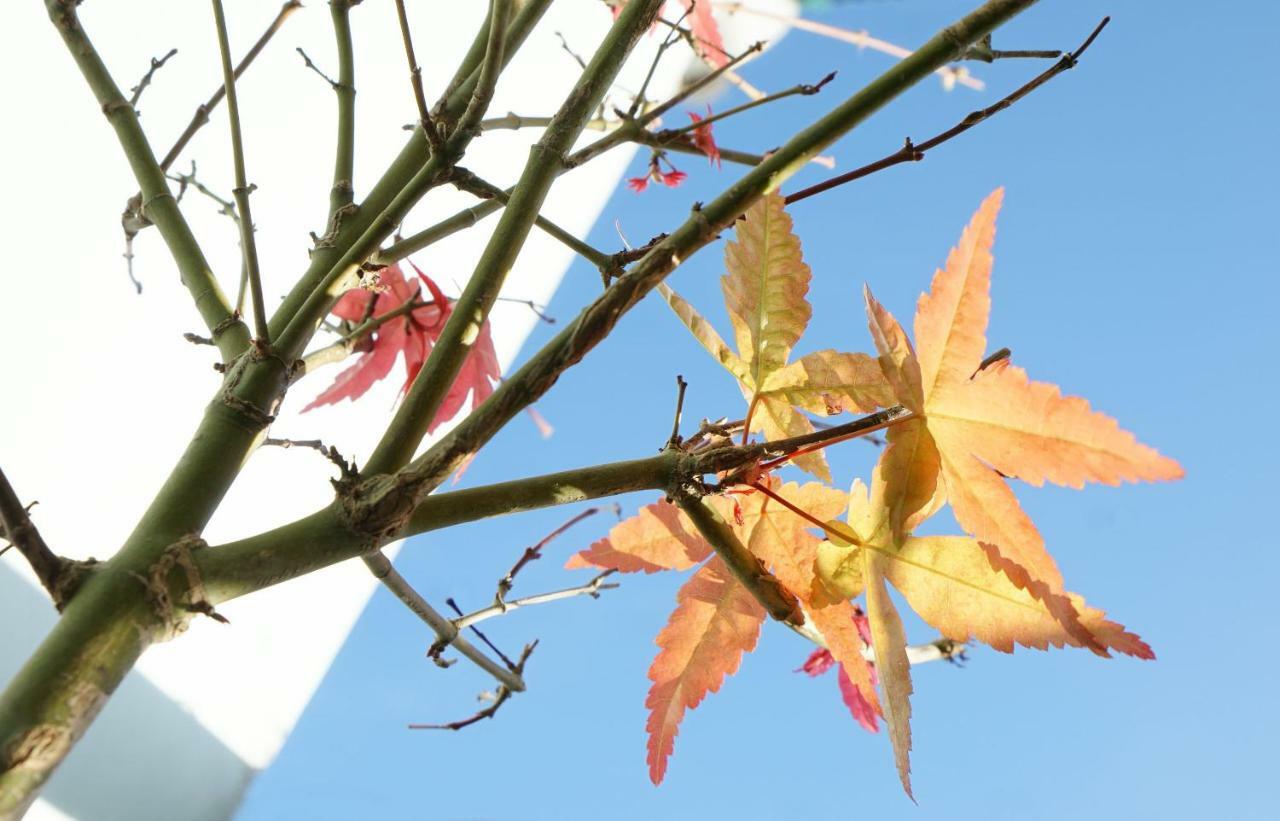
[568,190,1180,792]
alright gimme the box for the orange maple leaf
[645,556,765,785]
[565,499,710,574]
[568,481,882,783]
[862,188,1181,654]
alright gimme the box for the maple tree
[0,0,1175,813]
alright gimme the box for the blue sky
[239,2,1278,818]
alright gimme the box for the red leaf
[837,664,880,734]
[680,0,728,68]
[659,168,687,188]
[304,263,502,433]
[796,606,880,734]
[688,106,721,168]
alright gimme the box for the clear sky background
[238,1,1278,818]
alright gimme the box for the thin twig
[409,642,536,731]
[496,506,617,604]
[785,17,1111,206]
[210,0,269,344]
[554,31,587,71]
[666,71,837,138]
[450,168,617,275]
[626,3,691,118]
[443,597,518,671]
[961,34,1062,63]
[394,0,441,147]
[0,467,67,607]
[666,375,688,449]
[262,437,356,477]
[364,552,525,691]
[160,1,301,173]
[641,40,764,126]
[128,48,178,108]
[716,2,985,91]
[118,2,299,298]
[753,406,914,474]
[455,571,619,631]
[295,47,338,88]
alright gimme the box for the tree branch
[210,0,269,343]
[674,487,805,625]
[45,0,250,361]
[0,468,70,608]
[160,1,301,173]
[396,0,1038,507]
[361,0,666,475]
[455,571,619,632]
[268,0,553,349]
[127,48,178,109]
[450,168,618,275]
[394,0,441,147]
[785,17,1110,206]
[408,642,536,731]
[363,552,526,692]
[327,0,359,216]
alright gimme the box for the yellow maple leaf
[660,191,892,480]
[860,187,1179,652]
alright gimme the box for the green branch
[673,487,804,625]
[211,0,269,343]
[198,405,917,604]
[361,0,667,475]
[43,0,249,361]
[398,0,1042,503]
[328,0,358,215]
[269,0,553,360]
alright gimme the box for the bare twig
[294,47,338,88]
[409,642,536,731]
[161,1,301,173]
[0,467,70,608]
[626,3,692,118]
[962,33,1062,63]
[128,48,178,108]
[455,571,619,632]
[394,0,441,147]
[666,375,688,449]
[442,597,518,671]
[262,437,356,478]
[716,2,985,91]
[210,0,269,343]
[785,18,1111,206]
[364,552,525,692]
[496,506,617,605]
[663,71,837,139]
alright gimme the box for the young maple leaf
[660,192,893,480]
[798,607,881,734]
[680,0,729,68]
[567,481,880,783]
[861,188,1182,653]
[303,263,501,434]
[688,106,721,168]
[606,1,726,66]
